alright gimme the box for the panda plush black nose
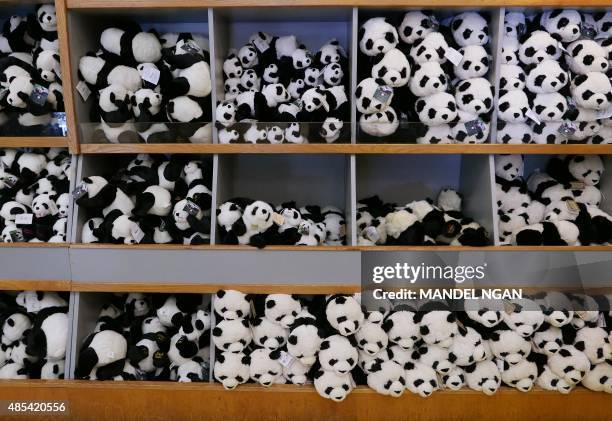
[548,112,555,118]
[513,112,519,118]
[514,83,519,88]
[537,57,543,62]
[597,98,603,104]
[475,105,481,111]
[572,28,578,33]
[390,76,397,82]
[442,114,448,119]
[425,54,431,60]
[377,46,384,51]
[475,66,481,71]
[551,81,557,86]
[478,34,484,40]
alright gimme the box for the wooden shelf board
[0,380,608,420]
[79,143,612,155]
[71,282,359,294]
[0,279,71,292]
[0,137,68,148]
[0,243,69,249]
[66,0,612,9]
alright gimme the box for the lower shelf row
[1,289,610,401]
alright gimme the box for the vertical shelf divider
[490,7,506,144]
[351,7,358,145]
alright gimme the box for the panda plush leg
[515,229,543,245]
[164,77,191,99]
[235,104,253,122]
[96,358,127,380]
[75,347,99,378]
[133,191,155,217]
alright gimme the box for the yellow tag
[339,224,346,237]
[566,200,580,214]
[570,181,585,190]
[503,300,516,315]
[576,310,587,319]
[272,212,285,226]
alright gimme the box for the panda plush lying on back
[78,26,213,144]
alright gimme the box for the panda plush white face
[415,92,457,126]
[399,11,437,45]
[500,358,537,392]
[519,31,561,65]
[573,327,611,364]
[214,289,250,320]
[571,72,611,111]
[359,17,399,57]
[287,316,323,366]
[242,200,274,235]
[371,48,410,88]
[404,361,440,397]
[313,369,353,402]
[366,360,406,397]
[216,101,236,126]
[99,84,132,113]
[526,60,568,94]
[249,348,283,387]
[593,11,612,37]
[292,47,312,70]
[454,77,493,115]
[441,366,465,390]
[2,313,31,343]
[240,69,260,91]
[532,93,567,122]
[214,351,250,390]
[326,295,364,335]
[35,50,60,83]
[266,126,284,144]
[320,117,344,143]
[488,329,530,365]
[223,53,243,79]
[37,4,57,31]
[283,358,309,385]
[238,45,258,69]
[415,310,458,348]
[31,194,57,218]
[548,345,590,385]
[354,320,388,356]
[504,12,526,37]
[360,108,399,137]
[262,63,279,84]
[582,363,612,393]
[264,294,301,328]
[303,67,321,87]
[319,334,358,375]
[464,360,501,395]
[409,61,447,97]
[567,40,609,75]
[176,360,204,382]
[451,12,489,47]
[288,79,305,99]
[502,299,545,338]
[409,32,448,64]
[261,83,290,107]
[318,39,344,65]
[224,78,242,100]
[532,324,563,356]
[6,76,34,108]
[454,45,489,80]
[568,155,604,186]
[448,326,488,366]
[502,35,520,65]
[541,9,582,43]
[41,360,65,380]
[498,90,529,123]
[0,201,28,222]
[218,128,239,144]
[212,318,252,353]
[382,309,420,350]
[413,343,455,374]
[355,78,392,114]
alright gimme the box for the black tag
[465,119,486,136]
[9,230,24,242]
[159,219,166,232]
[580,24,597,40]
[298,224,310,235]
[3,174,18,188]
[558,122,577,138]
[30,84,49,106]
[72,182,88,199]
[183,200,201,216]
[517,23,526,37]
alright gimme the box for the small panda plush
[409,32,448,64]
[548,345,590,386]
[313,369,354,402]
[566,40,609,75]
[213,291,250,323]
[398,11,438,45]
[325,295,364,336]
[518,31,561,65]
[359,17,398,57]
[212,318,252,353]
[371,48,410,88]
[409,61,448,98]
[366,360,406,397]
[450,12,489,47]
[464,360,501,395]
[287,314,323,366]
[540,10,582,43]
[415,92,457,126]
[570,72,611,111]
[404,361,440,397]
[525,60,568,94]
[249,348,284,387]
[498,90,529,123]
[318,334,358,375]
[214,351,250,390]
[454,45,489,80]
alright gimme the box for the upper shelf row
[0,2,610,152]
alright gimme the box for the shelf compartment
[211,7,353,144]
[0,244,71,284]
[355,154,496,245]
[216,153,353,245]
[0,137,69,148]
[66,7,214,148]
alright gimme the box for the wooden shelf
[0,279,71,291]
[72,282,359,293]
[65,0,612,9]
[0,137,69,148]
[0,380,608,420]
[70,243,353,251]
[78,143,612,155]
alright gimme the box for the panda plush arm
[132,190,157,217]
[76,183,118,210]
[95,358,128,380]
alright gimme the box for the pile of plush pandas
[0,4,65,136]
[0,148,71,243]
[75,154,212,245]
[498,10,611,144]
[355,189,489,246]
[216,33,350,144]
[357,11,494,144]
[0,291,69,380]
[212,290,611,400]
[496,154,612,245]
[217,199,346,247]
[78,24,212,143]
[75,293,211,382]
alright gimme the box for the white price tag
[445,47,464,66]
[496,358,505,372]
[271,212,285,226]
[597,313,606,328]
[15,213,33,225]
[76,81,91,101]
[596,105,612,120]
[566,199,580,214]
[570,181,585,190]
[139,66,161,86]
[278,351,294,368]
[525,109,541,125]
[131,225,145,243]
[363,226,380,243]
[253,38,269,53]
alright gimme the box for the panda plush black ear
[212,327,222,337]
[419,325,429,336]
[288,334,297,345]
[216,353,225,363]
[320,340,330,350]
[574,341,585,352]
[251,317,263,327]
[313,369,324,379]
[241,355,251,365]
[463,363,476,373]
[269,349,281,360]
[266,299,276,309]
